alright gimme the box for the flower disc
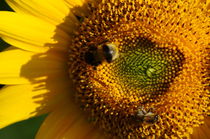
[69,0,210,138]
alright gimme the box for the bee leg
[147,107,155,113]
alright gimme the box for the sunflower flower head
[69,0,210,138]
[0,0,209,139]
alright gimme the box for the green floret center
[113,38,185,98]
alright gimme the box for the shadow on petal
[18,1,105,138]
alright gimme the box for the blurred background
[0,0,47,138]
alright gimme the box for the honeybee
[136,107,159,124]
[84,41,119,66]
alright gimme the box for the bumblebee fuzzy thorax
[68,0,210,138]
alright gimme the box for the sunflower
[0,0,209,138]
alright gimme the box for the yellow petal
[64,0,96,8]
[36,102,106,139]
[64,0,85,7]
[0,67,73,128]
[207,0,210,9]
[198,0,210,9]
[0,48,67,84]
[6,0,80,34]
[3,46,16,51]
[64,0,93,18]
[0,84,49,128]
[0,12,70,52]
[191,117,210,139]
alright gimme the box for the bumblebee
[84,42,119,66]
[136,107,159,124]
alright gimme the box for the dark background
[0,1,47,138]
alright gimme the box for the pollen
[68,0,210,138]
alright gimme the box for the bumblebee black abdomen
[84,47,102,66]
[84,51,102,66]
[84,42,119,66]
